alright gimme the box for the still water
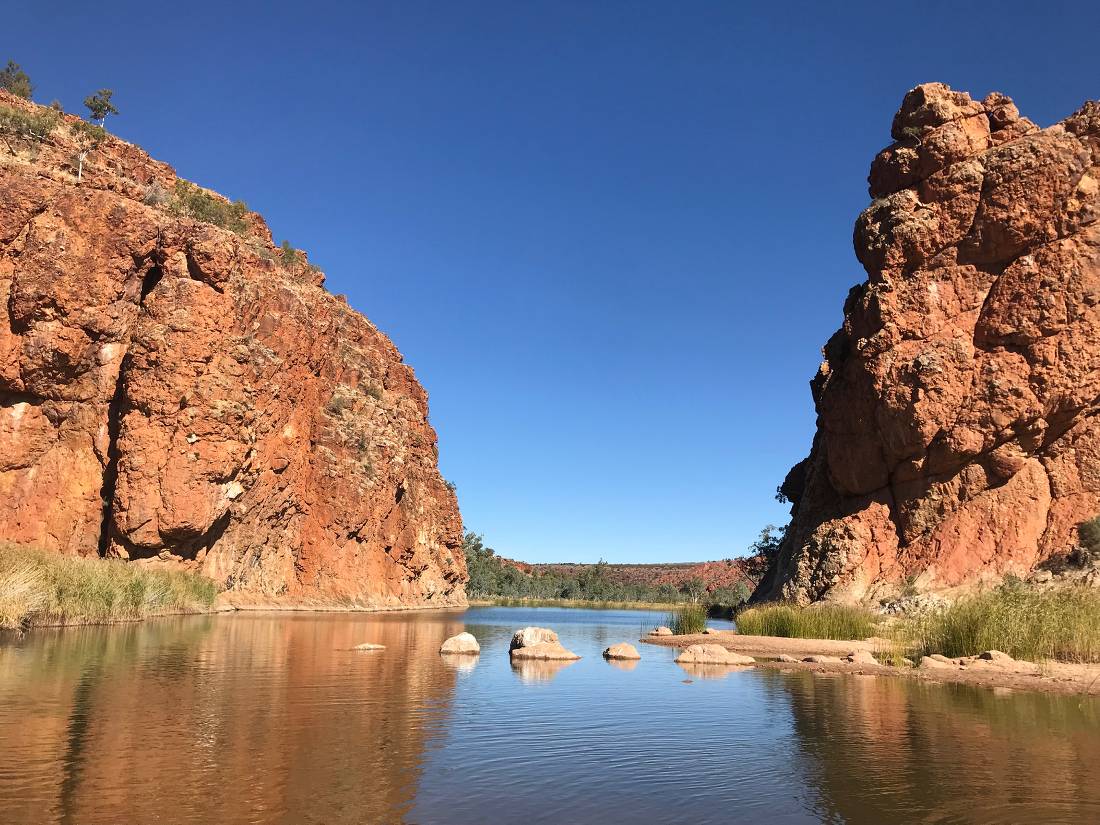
[1,606,1098,824]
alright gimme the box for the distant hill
[508,559,755,592]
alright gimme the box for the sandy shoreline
[641,630,1100,696]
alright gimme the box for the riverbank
[0,545,218,629]
[469,596,680,611]
[642,630,1100,696]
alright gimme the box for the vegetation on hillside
[896,580,1100,663]
[0,544,219,630]
[166,180,251,234]
[463,532,752,607]
[0,103,59,152]
[0,60,33,99]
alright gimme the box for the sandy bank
[641,630,1100,696]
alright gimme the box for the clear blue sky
[7,2,1098,562]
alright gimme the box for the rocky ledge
[0,90,465,608]
[757,83,1100,604]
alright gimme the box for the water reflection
[440,654,480,673]
[0,613,464,825]
[510,657,578,682]
[677,662,749,680]
[604,658,639,672]
[2,608,1099,825]
[769,669,1100,824]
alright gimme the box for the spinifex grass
[664,603,708,635]
[896,584,1100,663]
[735,602,878,641]
[0,544,219,629]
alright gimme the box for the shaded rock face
[0,91,465,607]
[757,83,1100,604]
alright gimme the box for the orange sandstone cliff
[0,91,465,608]
[756,83,1100,604]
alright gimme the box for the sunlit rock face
[756,83,1100,604]
[0,90,465,607]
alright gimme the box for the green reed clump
[896,583,1100,663]
[735,602,878,641]
[0,544,219,630]
[664,602,708,635]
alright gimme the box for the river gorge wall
[756,83,1100,604]
[0,91,465,608]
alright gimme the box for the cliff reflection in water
[0,613,464,825]
[770,670,1100,824]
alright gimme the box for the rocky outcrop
[508,626,580,660]
[674,644,754,666]
[602,642,641,660]
[0,91,465,608]
[440,632,480,655]
[757,83,1100,604]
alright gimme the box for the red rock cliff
[0,91,465,608]
[756,83,1100,604]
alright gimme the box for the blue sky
[6,2,1098,562]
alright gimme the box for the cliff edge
[757,83,1100,604]
[0,91,466,608]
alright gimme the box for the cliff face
[0,91,465,608]
[757,84,1100,604]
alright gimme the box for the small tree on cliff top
[0,61,33,99]
[84,88,118,128]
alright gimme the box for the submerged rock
[603,643,641,660]
[354,643,385,651]
[440,632,480,655]
[674,644,754,666]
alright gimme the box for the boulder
[509,627,560,651]
[440,632,480,655]
[919,655,956,669]
[674,644,754,666]
[776,654,800,663]
[802,655,841,664]
[650,626,673,637]
[977,650,1014,663]
[603,643,641,660]
[509,641,581,661]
